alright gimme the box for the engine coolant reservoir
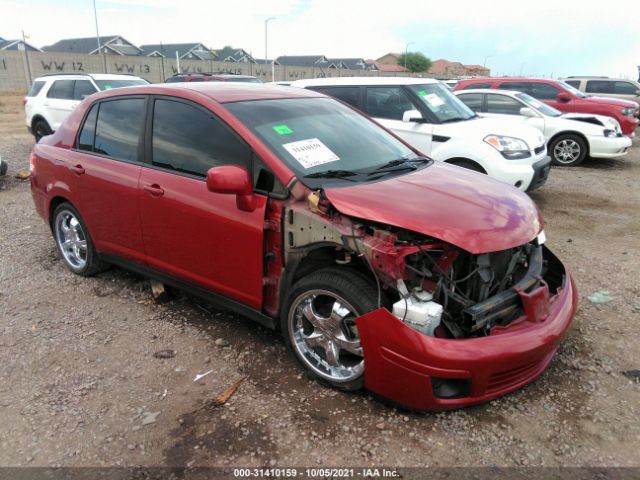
[392,281,443,336]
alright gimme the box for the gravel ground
[0,94,639,468]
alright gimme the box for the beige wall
[0,50,445,94]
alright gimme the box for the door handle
[143,183,164,197]
[70,164,85,175]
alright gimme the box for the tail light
[29,150,36,173]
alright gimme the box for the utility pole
[404,42,414,70]
[92,0,107,72]
[265,17,276,82]
[21,30,32,84]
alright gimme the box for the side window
[27,81,46,97]
[585,80,612,94]
[46,80,75,99]
[564,80,581,89]
[77,103,99,152]
[613,81,638,95]
[498,82,532,94]
[364,86,418,120]
[462,82,491,90]
[73,80,97,100]
[313,87,360,108]
[531,83,561,100]
[457,93,483,112]
[486,94,523,115]
[253,157,287,196]
[151,98,251,177]
[94,98,145,161]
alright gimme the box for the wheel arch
[443,157,487,174]
[31,114,50,130]
[548,130,590,157]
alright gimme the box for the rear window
[46,80,75,99]
[27,81,46,97]
[497,82,532,94]
[457,93,483,111]
[93,98,146,161]
[564,80,581,89]
[462,82,491,90]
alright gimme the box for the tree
[397,52,432,73]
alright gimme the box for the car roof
[92,82,325,103]
[459,77,561,84]
[455,89,522,95]
[561,76,639,83]
[291,76,439,87]
[34,73,145,81]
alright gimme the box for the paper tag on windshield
[424,93,445,107]
[282,138,339,169]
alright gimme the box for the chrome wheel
[54,210,88,270]
[288,289,364,384]
[553,139,581,164]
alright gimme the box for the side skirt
[101,254,277,330]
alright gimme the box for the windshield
[558,81,587,98]
[515,93,562,117]
[94,79,149,90]
[408,83,476,122]
[226,97,419,188]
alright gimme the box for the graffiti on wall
[40,60,85,72]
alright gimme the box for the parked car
[441,79,458,90]
[454,77,640,136]
[24,73,149,141]
[561,77,640,108]
[165,73,261,83]
[30,83,577,411]
[292,77,550,192]
[455,89,632,166]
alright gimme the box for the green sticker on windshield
[418,90,427,96]
[272,124,293,135]
[103,85,113,90]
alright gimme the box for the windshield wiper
[368,156,431,175]
[303,169,359,181]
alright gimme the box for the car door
[363,86,434,154]
[69,96,146,262]
[44,79,76,130]
[484,93,546,135]
[138,97,267,309]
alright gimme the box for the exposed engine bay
[282,193,565,340]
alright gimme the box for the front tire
[282,268,379,391]
[549,134,587,166]
[52,203,107,276]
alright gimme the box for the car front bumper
[355,247,577,411]
[526,155,551,191]
[588,135,633,159]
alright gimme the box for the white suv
[291,77,551,191]
[25,73,149,141]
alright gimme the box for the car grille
[485,354,551,394]
[534,145,546,155]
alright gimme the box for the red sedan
[29,83,577,410]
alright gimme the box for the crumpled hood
[441,117,546,149]
[325,162,541,254]
[560,113,622,133]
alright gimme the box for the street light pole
[404,41,414,70]
[265,17,276,82]
[92,0,107,72]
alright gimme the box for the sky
[2,0,639,79]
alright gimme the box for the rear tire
[0,159,7,177]
[52,202,108,276]
[549,134,587,166]
[281,267,379,391]
[33,119,52,142]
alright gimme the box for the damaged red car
[30,83,577,411]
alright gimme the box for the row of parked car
[26,71,590,411]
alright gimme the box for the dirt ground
[0,93,639,470]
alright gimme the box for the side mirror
[520,107,537,118]
[556,92,571,102]
[206,165,256,212]
[402,109,424,123]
